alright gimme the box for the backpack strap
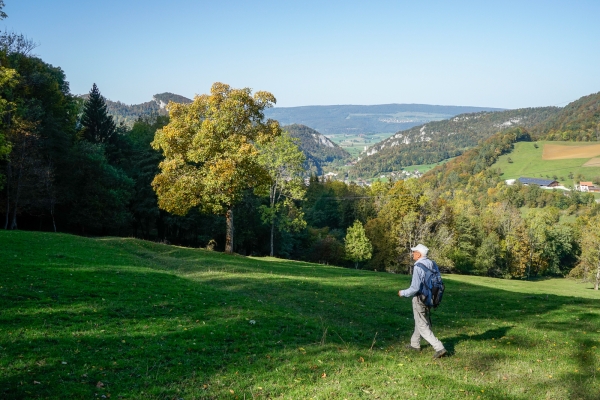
[415,262,434,274]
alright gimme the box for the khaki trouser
[410,296,445,351]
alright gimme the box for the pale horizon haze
[4,0,600,109]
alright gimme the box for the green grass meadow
[493,141,600,186]
[328,133,395,159]
[402,159,454,174]
[1,231,599,399]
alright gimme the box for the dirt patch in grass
[583,157,600,167]
[542,144,600,160]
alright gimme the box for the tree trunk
[4,163,10,230]
[269,185,276,257]
[10,164,23,230]
[270,219,275,257]
[225,208,234,254]
[594,263,600,290]
[528,246,533,280]
[50,202,56,233]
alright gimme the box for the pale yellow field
[542,143,600,160]
[583,157,600,167]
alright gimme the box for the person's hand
[398,290,402,297]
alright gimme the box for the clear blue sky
[5,0,600,108]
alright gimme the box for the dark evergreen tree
[81,83,116,144]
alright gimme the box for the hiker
[398,243,447,359]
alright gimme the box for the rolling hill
[264,103,503,135]
[352,107,559,178]
[283,124,351,174]
[80,92,193,126]
[533,91,600,142]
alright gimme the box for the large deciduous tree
[151,82,281,254]
[257,131,306,256]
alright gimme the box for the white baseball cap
[410,244,429,256]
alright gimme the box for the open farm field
[493,141,600,185]
[543,144,600,160]
[1,231,599,399]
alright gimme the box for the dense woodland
[1,28,599,287]
[533,91,600,141]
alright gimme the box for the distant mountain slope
[265,104,504,135]
[352,107,559,177]
[283,124,351,174]
[80,92,193,126]
[532,91,600,141]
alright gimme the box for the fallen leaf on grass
[33,381,41,385]
[96,381,104,388]
[321,373,327,378]
[229,389,234,394]
[359,357,364,363]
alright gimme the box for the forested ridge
[352,107,559,177]
[283,124,351,174]
[79,92,192,127]
[532,91,600,141]
[1,23,599,288]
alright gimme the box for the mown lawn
[1,231,599,399]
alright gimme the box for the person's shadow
[442,326,514,355]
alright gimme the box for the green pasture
[1,231,599,399]
[327,132,396,159]
[403,158,454,174]
[493,141,600,186]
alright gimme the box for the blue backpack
[416,261,445,309]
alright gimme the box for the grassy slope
[493,141,600,185]
[1,231,599,399]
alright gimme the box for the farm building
[578,181,600,192]
[518,177,560,187]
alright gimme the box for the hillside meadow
[1,231,599,399]
[493,141,600,186]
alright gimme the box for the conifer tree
[81,83,116,144]
[344,220,372,269]
[0,1,7,20]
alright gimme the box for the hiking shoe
[432,348,447,359]
[405,344,421,351]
